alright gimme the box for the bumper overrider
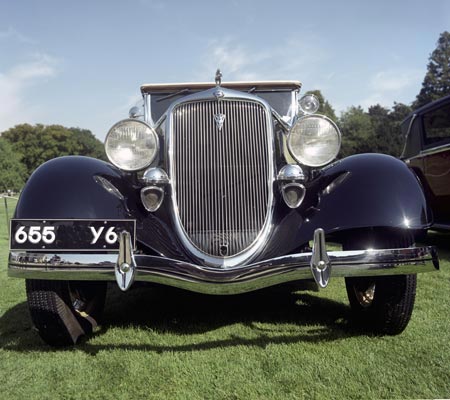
[8,229,439,295]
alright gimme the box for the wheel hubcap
[354,283,376,308]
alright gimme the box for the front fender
[15,156,136,219]
[301,153,431,240]
[14,156,190,260]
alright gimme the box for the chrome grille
[172,99,272,258]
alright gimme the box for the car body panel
[402,95,450,228]
[14,153,431,267]
[8,78,438,292]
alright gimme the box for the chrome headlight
[105,119,158,171]
[288,115,341,167]
[298,94,320,114]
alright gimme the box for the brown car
[402,95,450,230]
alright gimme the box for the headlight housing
[105,119,158,171]
[298,94,320,115]
[288,115,341,167]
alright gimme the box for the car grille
[172,99,272,258]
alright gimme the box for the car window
[423,103,450,146]
[150,90,293,124]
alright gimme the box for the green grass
[0,200,449,399]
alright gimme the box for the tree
[0,138,27,191]
[368,103,411,156]
[68,127,105,160]
[339,106,375,157]
[339,103,412,158]
[2,124,106,176]
[415,31,450,108]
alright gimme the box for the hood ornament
[213,69,224,99]
[215,69,222,86]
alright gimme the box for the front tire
[344,229,417,335]
[26,280,107,346]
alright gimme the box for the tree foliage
[1,124,105,176]
[338,103,411,158]
[415,31,450,108]
[0,138,27,192]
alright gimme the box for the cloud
[0,26,35,44]
[360,69,423,109]
[198,38,270,81]
[197,35,329,83]
[0,54,58,132]
[369,69,423,92]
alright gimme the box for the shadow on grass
[2,231,448,353]
[0,283,365,353]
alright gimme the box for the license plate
[10,219,136,252]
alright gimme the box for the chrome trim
[420,142,450,157]
[406,113,417,138]
[141,167,170,185]
[8,245,439,295]
[277,164,305,181]
[404,142,450,162]
[214,89,225,99]
[290,89,300,126]
[432,223,450,231]
[166,87,276,268]
[115,231,136,291]
[298,94,320,115]
[400,113,417,159]
[281,182,306,209]
[140,186,165,212]
[214,113,226,130]
[321,172,351,196]
[272,110,291,132]
[287,114,342,167]
[104,119,159,172]
[310,228,331,287]
[129,106,144,119]
[144,93,153,127]
[93,175,125,201]
[141,81,302,93]
[215,69,222,86]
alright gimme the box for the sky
[0,0,449,141]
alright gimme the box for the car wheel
[25,280,107,346]
[343,229,417,335]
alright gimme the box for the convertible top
[141,81,302,94]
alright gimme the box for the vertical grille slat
[172,99,271,258]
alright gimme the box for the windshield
[148,89,296,124]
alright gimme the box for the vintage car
[401,94,450,230]
[9,71,439,346]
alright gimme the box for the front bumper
[8,229,439,295]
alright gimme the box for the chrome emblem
[214,113,226,131]
[213,89,224,99]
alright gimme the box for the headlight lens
[105,119,158,171]
[288,115,341,167]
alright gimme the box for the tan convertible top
[141,81,302,94]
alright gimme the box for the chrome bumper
[8,229,439,295]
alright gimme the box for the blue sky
[1,0,449,140]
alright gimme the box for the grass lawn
[0,198,449,399]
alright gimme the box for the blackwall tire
[26,279,107,346]
[343,229,417,335]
